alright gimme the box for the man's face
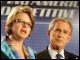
[49,21,71,50]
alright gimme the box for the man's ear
[47,30,50,37]
[67,35,71,43]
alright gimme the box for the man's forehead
[54,21,71,30]
[55,21,70,26]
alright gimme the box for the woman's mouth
[20,29,26,34]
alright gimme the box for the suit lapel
[64,50,69,59]
[44,48,51,59]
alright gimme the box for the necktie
[56,54,62,59]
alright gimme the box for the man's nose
[57,33,63,38]
[57,35,62,38]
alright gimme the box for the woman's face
[11,12,32,40]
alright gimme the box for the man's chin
[52,44,64,49]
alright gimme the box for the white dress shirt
[48,45,65,59]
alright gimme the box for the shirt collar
[48,45,65,59]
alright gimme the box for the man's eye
[64,31,68,34]
[55,29,61,32]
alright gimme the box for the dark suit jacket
[35,48,79,59]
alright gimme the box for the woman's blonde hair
[5,5,34,35]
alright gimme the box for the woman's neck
[8,35,24,49]
[7,35,26,59]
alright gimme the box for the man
[35,18,79,59]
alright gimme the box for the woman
[1,5,35,59]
